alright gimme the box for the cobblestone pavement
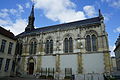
[0,77,56,80]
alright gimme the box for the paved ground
[0,77,56,80]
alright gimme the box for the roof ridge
[35,16,100,30]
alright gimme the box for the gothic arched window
[69,37,73,53]
[64,38,69,53]
[86,35,91,51]
[45,39,53,54]
[30,42,33,54]
[29,41,37,54]
[64,37,73,53]
[92,34,97,51]
[46,40,49,54]
[34,42,37,54]
[50,40,53,54]
[86,34,97,51]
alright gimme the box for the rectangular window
[11,60,15,72]
[0,58,3,70]
[8,42,13,54]
[4,59,10,72]
[0,39,6,53]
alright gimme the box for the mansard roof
[17,16,102,37]
[0,26,16,40]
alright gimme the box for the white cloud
[0,19,10,25]
[3,19,27,35]
[114,27,120,32]
[101,0,120,8]
[0,1,98,35]
[0,18,27,35]
[111,0,120,8]
[101,0,111,2]
[109,45,115,56]
[1,9,9,12]
[25,2,30,8]
[0,12,9,18]
[32,0,87,23]
[103,13,113,22]
[17,4,24,13]
[9,9,17,15]
[83,5,96,18]
[0,4,27,35]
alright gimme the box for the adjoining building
[112,34,120,79]
[114,34,120,71]
[0,26,16,77]
[111,56,117,71]
[16,5,111,79]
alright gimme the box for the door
[29,62,34,75]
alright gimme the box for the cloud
[109,45,115,56]
[3,19,27,35]
[0,1,98,35]
[101,0,111,2]
[0,12,9,18]
[1,9,9,12]
[101,0,120,8]
[25,2,30,8]
[32,0,87,23]
[111,0,120,8]
[9,9,17,15]
[114,27,120,32]
[83,5,96,18]
[0,4,27,35]
[0,19,10,25]
[17,4,24,13]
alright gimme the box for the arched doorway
[28,57,34,75]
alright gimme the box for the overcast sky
[0,0,120,56]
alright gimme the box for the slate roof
[114,34,120,51]
[17,16,102,37]
[0,26,16,40]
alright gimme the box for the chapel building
[16,5,111,78]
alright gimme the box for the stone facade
[111,57,117,71]
[114,34,120,71]
[0,26,16,77]
[16,6,111,79]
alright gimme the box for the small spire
[30,5,34,17]
[99,9,102,17]
[98,9,104,20]
[25,4,35,32]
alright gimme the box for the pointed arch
[50,39,53,54]
[85,34,98,51]
[46,40,50,54]
[63,37,73,53]
[64,38,69,53]
[30,42,33,54]
[69,37,73,53]
[63,33,75,40]
[92,34,97,51]
[45,37,54,54]
[29,38,38,54]
[27,57,35,75]
[34,41,37,54]
[86,35,91,51]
